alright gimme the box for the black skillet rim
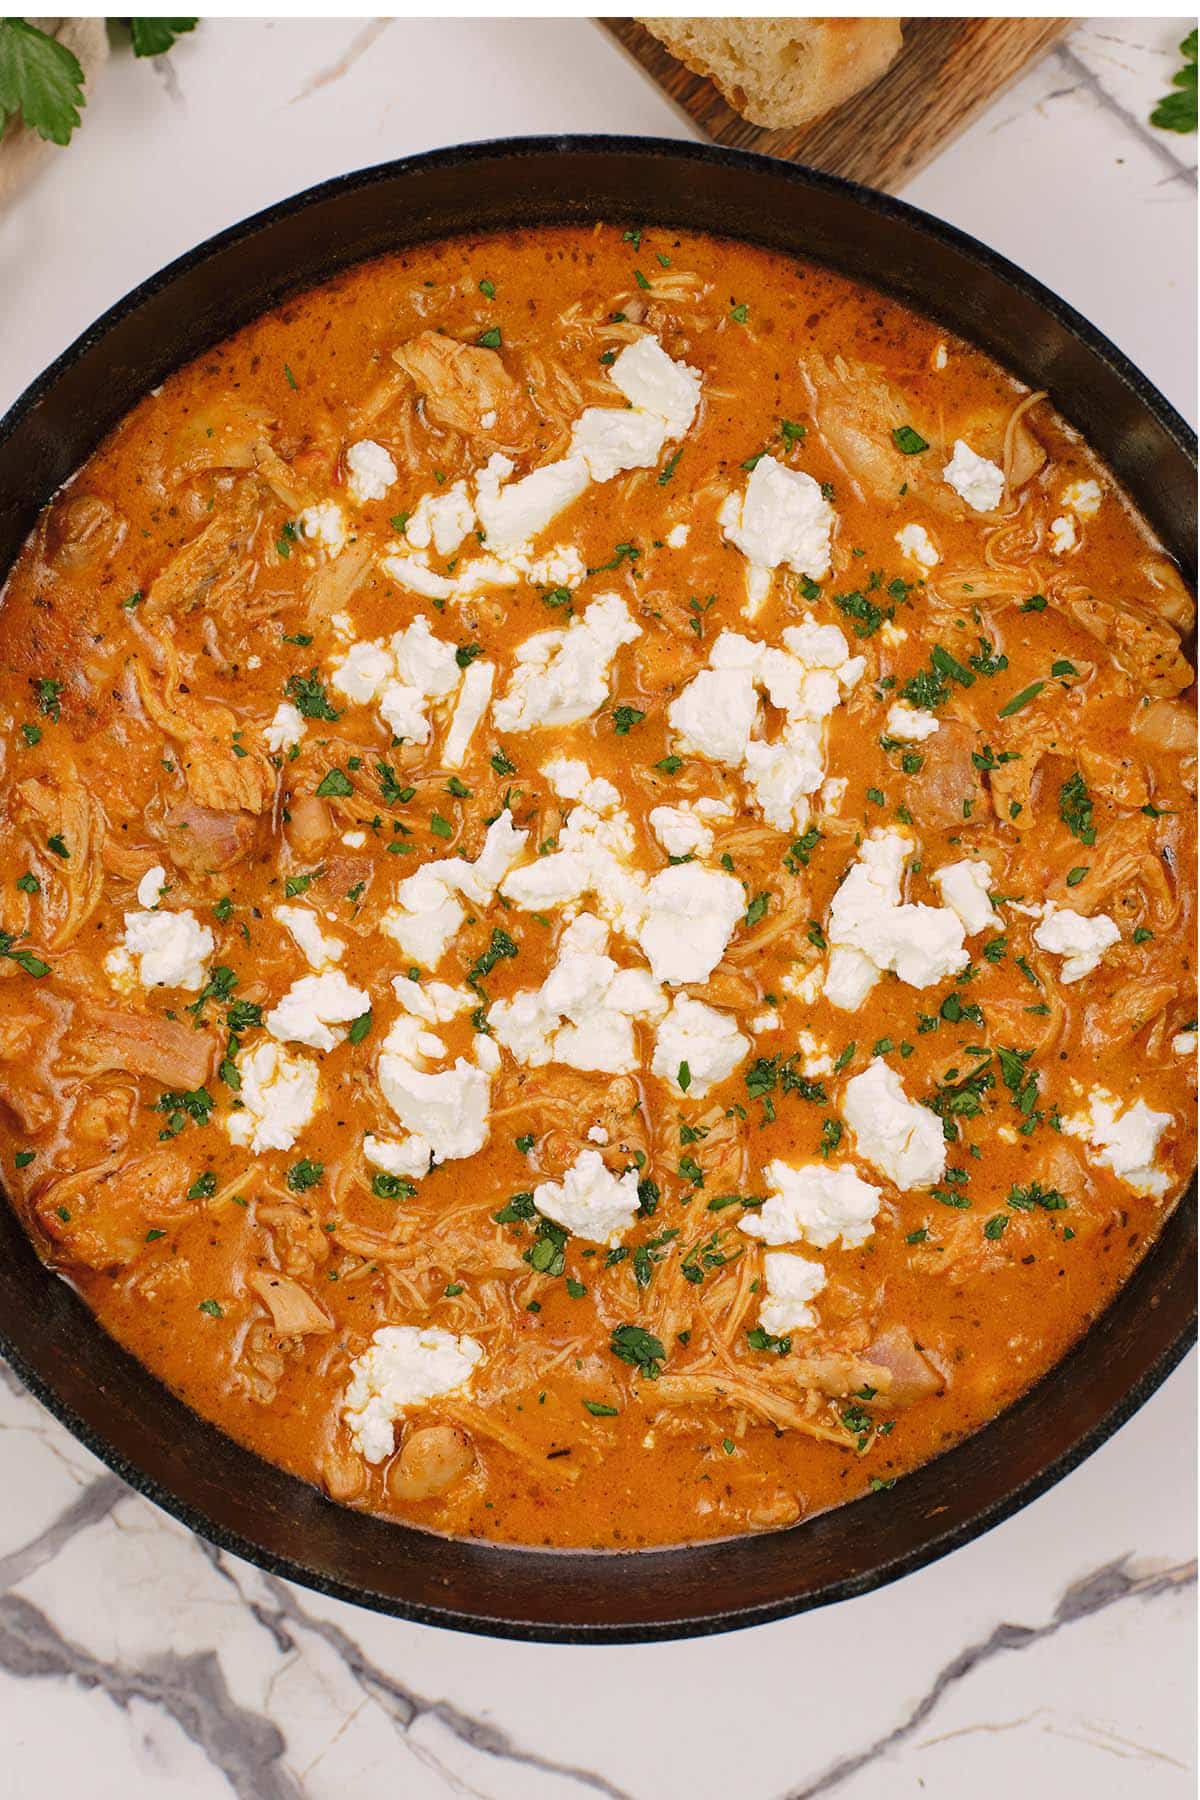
[0,134,1194,1643]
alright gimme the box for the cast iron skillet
[0,138,1194,1642]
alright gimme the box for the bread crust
[637,16,903,130]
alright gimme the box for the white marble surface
[0,16,1195,1796]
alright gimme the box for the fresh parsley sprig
[0,18,196,149]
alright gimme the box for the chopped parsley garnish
[315,769,353,798]
[285,670,340,722]
[198,1298,224,1318]
[376,762,414,805]
[998,680,1045,717]
[1008,1181,1068,1212]
[584,1400,619,1417]
[747,1326,792,1356]
[347,1011,373,1045]
[1059,771,1096,845]
[891,425,928,454]
[744,891,770,928]
[490,749,516,777]
[588,541,640,575]
[612,705,645,735]
[32,677,63,720]
[283,869,323,899]
[468,927,519,991]
[0,931,49,978]
[155,1087,214,1137]
[430,814,453,839]
[476,326,502,349]
[610,1323,666,1380]
[833,589,888,639]
[730,301,749,324]
[286,1158,324,1193]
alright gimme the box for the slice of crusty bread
[637,17,903,130]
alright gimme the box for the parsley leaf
[1151,28,1197,133]
[129,18,198,58]
[610,1323,666,1380]
[1059,771,1096,846]
[0,19,85,146]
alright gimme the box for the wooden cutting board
[603,17,1071,193]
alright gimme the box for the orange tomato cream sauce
[0,225,1194,1548]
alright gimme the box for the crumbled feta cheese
[648,803,721,859]
[493,593,641,731]
[108,908,214,992]
[1172,1031,1197,1058]
[540,758,621,810]
[265,701,306,755]
[344,438,398,504]
[392,976,475,1024]
[227,1040,319,1153]
[668,622,862,834]
[136,864,167,909]
[842,1059,946,1189]
[759,1252,827,1335]
[740,1160,882,1250]
[666,523,689,548]
[443,660,494,768]
[474,452,591,551]
[377,1017,493,1166]
[297,501,346,554]
[378,552,457,601]
[637,864,744,986]
[364,1134,430,1179]
[404,479,475,555]
[932,342,949,372]
[895,522,939,568]
[342,830,366,848]
[886,700,940,742]
[819,775,848,815]
[330,615,461,747]
[490,912,665,1075]
[651,995,749,1098]
[1048,514,1077,555]
[1063,1089,1172,1197]
[343,1326,484,1463]
[1033,904,1120,983]
[824,829,968,1008]
[607,335,703,437]
[742,718,823,833]
[719,455,835,615]
[266,971,369,1052]
[274,903,344,971]
[381,810,527,968]
[933,860,998,937]
[570,407,670,483]
[587,1124,610,1144]
[794,1030,834,1077]
[668,658,760,765]
[943,439,1004,513]
[532,1149,641,1245]
[1061,478,1102,519]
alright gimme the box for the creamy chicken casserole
[0,225,1194,1547]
